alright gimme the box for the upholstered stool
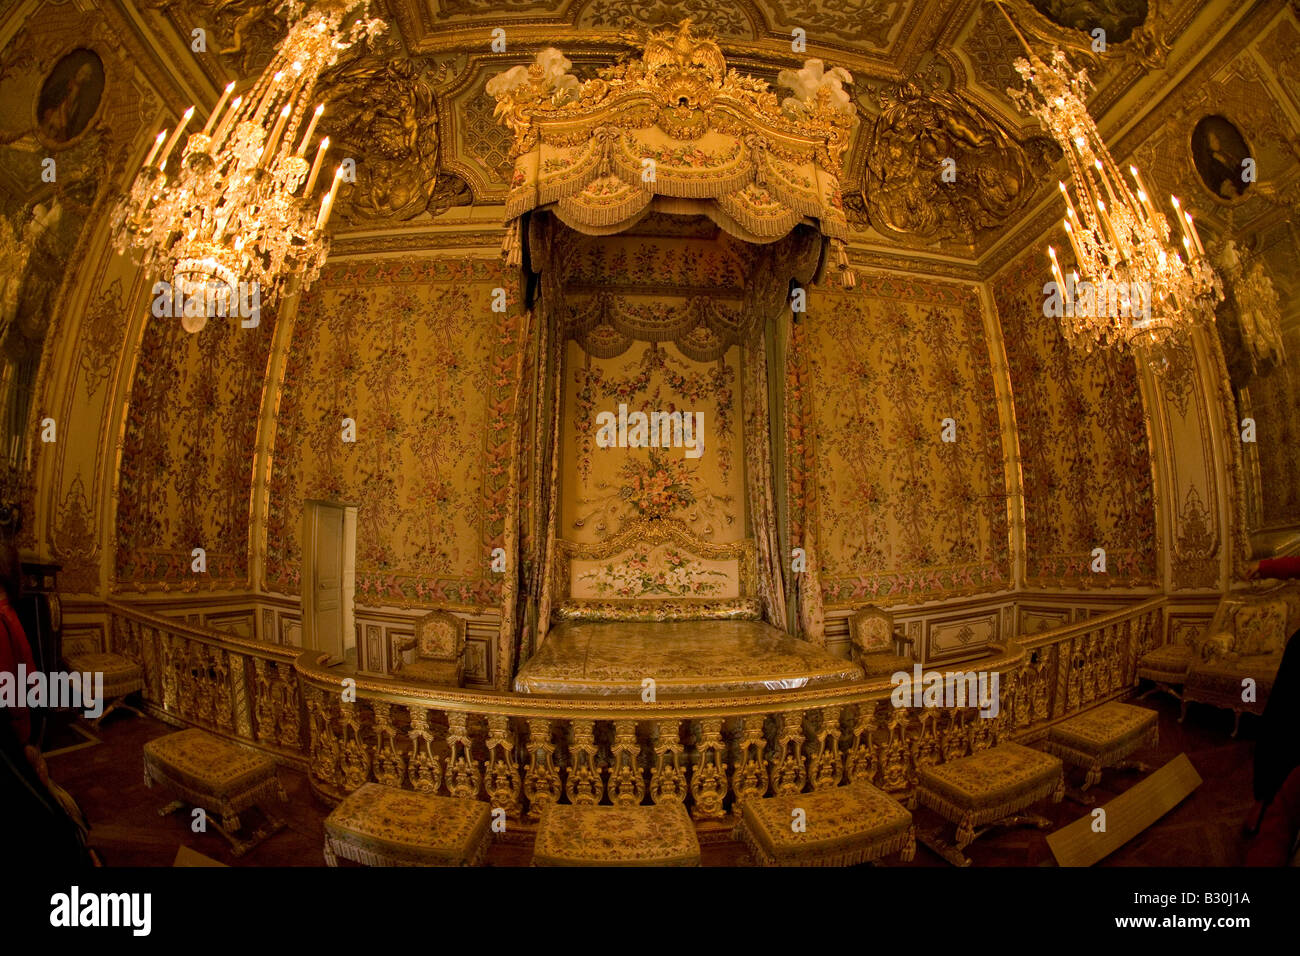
[532,802,700,866]
[733,781,915,866]
[143,729,287,856]
[916,742,1064,866]
[323,783,493,866]
[1136,644,1193,701]
[64,651,143,728]
[1044,702,1158,794]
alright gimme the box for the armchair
[1178,582,1300,735]
[848,605,914,677]
[392,610,465,686]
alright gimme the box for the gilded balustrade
[105,597,1165,821]
[108,601,306,764]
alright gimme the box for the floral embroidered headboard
[552,518,761,623]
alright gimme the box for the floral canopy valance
[488,21,857,282]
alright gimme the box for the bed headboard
[552,518,762,624]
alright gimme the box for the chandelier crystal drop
[997,5,1222,352]
[110,0,385,325]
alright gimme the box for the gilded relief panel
[994,243,1159,586]
[803,275,1010,606]
[265,257,520,610]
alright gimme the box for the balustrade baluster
[445,711,482,799]
[689,718,727,819]
[372,702,407,788]
[406,706,444,794]
[339,699,371,791]
[768,710,806,795]
[484,713,522,815]
[608,719,646,806]
[565,719,604,805]
[843,703,877,785]
[523,718,561,819]
[305,685,343,788]
[877,706,911,794]
[230,653,253,739]
[808,706,843,790]
[649,719,688,804]
[732,714,768,803]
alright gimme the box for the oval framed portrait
[1190,115,1253,204]
[35,48,106,149]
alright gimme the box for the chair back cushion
[1235,600,1288,656]
[849,606,894,655]
[414,611,464,660]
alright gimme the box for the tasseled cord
[835,239,856,289]
[503,218,523,268]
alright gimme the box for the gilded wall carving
[853,77,1057,245]
[265,257,524,610]
[142,0,288,75]
[576,0,755,36]
[994,243,1159,586]
[803,274,1011,606]
[319,44,442,222]
[751,0,911,50]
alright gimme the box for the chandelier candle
[202,82,236,137]
[297,103,325,157]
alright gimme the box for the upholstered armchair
[1180,583,1300,735]
[392,610,465,686]
[848,605,914,677]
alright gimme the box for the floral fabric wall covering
[561,338,745,545]
[265,257,522,610]
[995,245,1159,586]
[804,274,1010,606]
[116,308,273,588]
[1246,323,1300,530]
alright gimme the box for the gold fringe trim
[555,191,654,230]
[733,818,914,866]
[324,829,492,867]
[917,771,1063,833]
[1043,722,1158,772]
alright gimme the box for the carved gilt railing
[108,600,306,764]
[105,597,1164,819]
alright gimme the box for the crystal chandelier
[111,0,385,331]
[996,3,1222,351]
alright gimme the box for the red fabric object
[1258,556,1300,580]
[0,595,35,744]
[1246,766,1300,866]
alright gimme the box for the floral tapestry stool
[142,728,288,857]
[733,781,915,866]
[1043,702,1158,802]
[64,650,143,729]
[323,783,493,866]
[532,802,701,866]
[915,742,1064,866]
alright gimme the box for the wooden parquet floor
[42,694,1257,867]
